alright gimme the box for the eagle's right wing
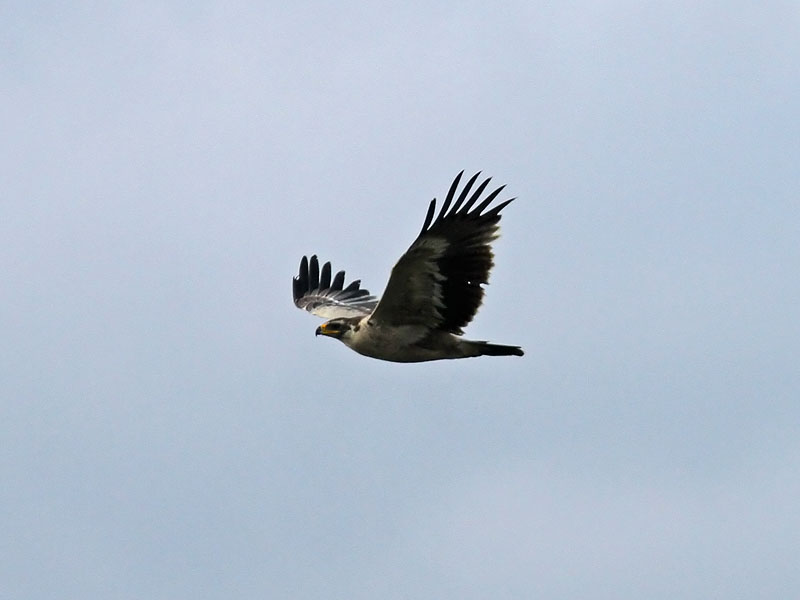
[292,255,378,319]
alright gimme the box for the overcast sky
[2,2,799,599]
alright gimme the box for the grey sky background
[2,2,799,599]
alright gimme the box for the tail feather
[471,341,524,357]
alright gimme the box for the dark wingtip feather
[472,185,506,215]
[420,199,436,234]
[293,277,301,301]
[309,255,320,290]
[343,279,362,293]
[436,170,463,224]
[331,270,345,291]
[483,197,515,219]
[293,256,310,301]
[320,261,332,290]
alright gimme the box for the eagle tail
[471,341,524,357]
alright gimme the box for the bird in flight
[292,171,523,362]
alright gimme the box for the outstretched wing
[369,171,514,335]
[293,255,378,319]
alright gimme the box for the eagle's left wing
[369,171,514,335]
[293,255,378,319]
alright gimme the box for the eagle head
[315,317,359,341]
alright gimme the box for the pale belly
[345,323,462,362]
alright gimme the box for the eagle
[292,171,523,362]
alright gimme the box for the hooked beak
[316,322,339,338]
